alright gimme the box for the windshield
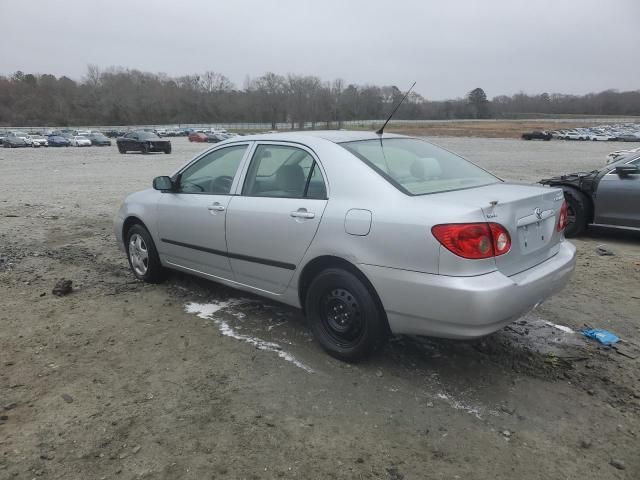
[340,138,500,195]
[137,132,160,140]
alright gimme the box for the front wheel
[305,268,388,362]
[118,145,126,154]
[164,144,172,154]
[125,224,165,283]
[563,187,590,238]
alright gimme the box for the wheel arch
[296,255,390,333]
[122,215,148,241]
[557,184,595,223]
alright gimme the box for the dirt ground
[1,136,639,480]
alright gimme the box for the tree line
[0,66,639,127]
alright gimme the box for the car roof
[227,130,405,144]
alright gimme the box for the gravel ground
[1,136,639,480]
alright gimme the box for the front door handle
[208,202,225,212]
[290,208,315,219]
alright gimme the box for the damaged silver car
[115,131,576,361]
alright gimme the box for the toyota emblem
[534,207,543,219]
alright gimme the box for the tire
[164,144,172,154]
[118,145,126,154]
[125,224,165,283]
[140,144,148,154]
[304,268,388,362]
[562,187,590,238]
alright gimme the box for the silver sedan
[114,131,576,361]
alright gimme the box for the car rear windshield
[340,138,500,195]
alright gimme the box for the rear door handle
[290,208,315,219]
[208,202,225,212]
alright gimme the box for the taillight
[431,223,511,259]
[557,201,568,232]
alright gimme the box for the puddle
[185,300,314,373]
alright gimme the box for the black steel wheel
[305,268,388,362]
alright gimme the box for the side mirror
[615,164,639,177]
[153,176,174,191]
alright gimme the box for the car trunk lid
[434,183,565,276]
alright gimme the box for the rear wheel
[164,144,172,154]
[125,224,165,283]
[305,268,388,362]
[118,145,126,154]
[563,187,590,238]
[141,143,148,154]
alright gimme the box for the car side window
[178,145,248,194]
[242,144,327,199]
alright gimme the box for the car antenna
[376,81,416,135]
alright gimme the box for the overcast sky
[1,0,638,100]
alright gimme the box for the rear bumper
[360,241,576,339]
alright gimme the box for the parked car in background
[206,133,227,143]
[8,131,31,145]
[521,130,552,141]
[188,132,208,143]
[562,131,587,141]
[541,153,640,236]
[70,135,92,147]
[617,134,640,142]
[25,134,48,147]
[588,133,615,141]
[114,131,575,361]
[47,135,71,147]
[87,133,112,146]
[104,129,124,138]
[3,135,29,148]
[117,130,172,154]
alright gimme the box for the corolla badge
[534,207,543,219]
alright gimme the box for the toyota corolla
[114,131,576,361]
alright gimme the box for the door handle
[208,203,225,212]
[290,208,315,219]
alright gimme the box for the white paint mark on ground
[544,321,574,334]
[435,392,491,419]
[185,301,314,373]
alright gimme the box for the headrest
[410,157,442,180]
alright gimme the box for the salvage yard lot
[1,136,639,479]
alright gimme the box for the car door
[121,132,134,150]
[225,142,329,293]
[594,157,640,227]
[156,143,251,280]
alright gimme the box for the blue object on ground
[581,328,620,346]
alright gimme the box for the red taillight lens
[557,201,568,232]
[432,223,511,259]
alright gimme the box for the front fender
[114,189,161,251]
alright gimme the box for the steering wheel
[212,175,233,193]
[180,180,205,192]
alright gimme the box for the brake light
[431,223,511,259]
[557,201,568,232]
